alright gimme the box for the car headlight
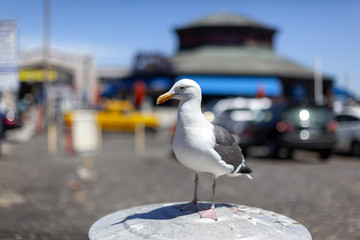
[6,111,15,121]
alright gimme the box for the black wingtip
[240,165,252,174]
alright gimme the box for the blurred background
[0,1,359,239]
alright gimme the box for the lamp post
[314,56,323,106]
[43,0,57,155]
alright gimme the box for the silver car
[335,109,360,156]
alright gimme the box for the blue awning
[148,77,173,90]
[175,75,282,96]
[101,83,121,97]
[332,85,356,99]
[101,77,173,97]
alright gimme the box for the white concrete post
[89,202,312,240]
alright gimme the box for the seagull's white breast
[173,121,234,177]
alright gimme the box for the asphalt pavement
[0,127,359,240]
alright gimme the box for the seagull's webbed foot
[176,200,199,211]
[198,205,218,221]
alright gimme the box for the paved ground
[0,129,359,240]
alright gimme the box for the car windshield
[225,108,274,123]
[229,109,256,121]
[282,107,332,127]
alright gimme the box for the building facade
[19,48,98,108]
[122,13,333,105]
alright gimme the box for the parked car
[64,100,160,132]
[270,106,338,160]
[1,110,21,133]
[214,104,283,154]
[334,111,360,156]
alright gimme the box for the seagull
[156,79,252,221]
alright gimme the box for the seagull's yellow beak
[156,92,175,105]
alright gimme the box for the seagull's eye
[179,86,185,90]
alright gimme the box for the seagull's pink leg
[177,173,199,211]
[198,178,218,221]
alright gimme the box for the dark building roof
[172,13,329,81]
[175,13,277,50]
[178,13,276,31]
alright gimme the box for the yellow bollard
[48,120,57,156]
[134,122,145,155]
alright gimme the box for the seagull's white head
[156,79,201,105]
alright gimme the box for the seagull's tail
[239,164,253,174]
[228,154,253,179]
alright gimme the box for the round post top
[89,202,312,240]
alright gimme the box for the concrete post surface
[89,202,312,240]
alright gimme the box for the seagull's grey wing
[213,125,249,173]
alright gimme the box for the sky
[1,0,359,96]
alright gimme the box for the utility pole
[314,56,323,106]
[43,0,50,87]
[43,0,57,155]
